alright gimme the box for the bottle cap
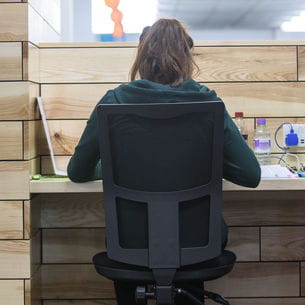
[235,112,244,118]
[257,118,266,124]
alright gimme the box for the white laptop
[37,97,68,176]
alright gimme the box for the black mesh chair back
[97,101,224,273]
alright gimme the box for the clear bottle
[254,118,271,165]
[235,112,248,143]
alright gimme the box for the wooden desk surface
[30,177,305,193]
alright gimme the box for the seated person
[67,18,261,305]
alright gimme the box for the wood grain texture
[0,240,30,278]
[23,42,40,82]
[0,201,23,239]
[0,3,27,41]
[25,269,42,305]
[41,155,70,174]
[31,230,41,275]
[301,262,305,296]
[41,264,114,299]
[40,193,104,228]
[298,46,305,81]
[39,191,305,228]
[223,195,305,226]
[0,161,29,200]
[0,121,23,160]
[39,120,86,155]
[261,226,305,261]
[210,82,305,117]
[0,280,24,305]
[24,120,40,160]
[44,301,116,305]
[206,298,305,305]
[205,262,299,297]
[41,82,305,119]
[42,228,105,263]
[0,82,39,121]
[40,47,137,83]
[41,84,117,119]
[24,196,41,239]
[0,42,22,80]
[226,227,259,262]
[194,46,297,82]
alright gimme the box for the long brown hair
[130,19,197,87]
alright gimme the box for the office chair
[93,101,236,305]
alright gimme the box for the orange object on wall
[105,0,124,37]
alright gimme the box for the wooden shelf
[30,178,305,193]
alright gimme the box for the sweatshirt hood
[112,79,221,104]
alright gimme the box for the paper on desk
[260,164,298,178]
[37,97,67,176]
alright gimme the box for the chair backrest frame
[97,101,224,269]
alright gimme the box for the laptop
[37,96,68,176]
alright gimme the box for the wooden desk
[30,177,305,193]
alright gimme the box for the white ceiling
[157,0,305,30]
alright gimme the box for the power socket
[283,124,305,147]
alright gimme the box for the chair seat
[93,250,236,283]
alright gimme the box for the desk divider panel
[1,12,305,303]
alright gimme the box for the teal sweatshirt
[67,78,261,187]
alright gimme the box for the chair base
[135,285,230,305]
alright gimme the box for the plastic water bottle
[254,118,271,165]
[235,112,248,143]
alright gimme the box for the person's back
[67,18,261,305]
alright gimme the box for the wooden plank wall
[0,2,36,305]
[37,41,305,305]
[0,1,59,304]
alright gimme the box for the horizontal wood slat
[211,82,305,117]
[39,120,86,155]
[206,298,305,305]
[0,161,29,200]
[261,227,305,261]
[40,82,305,119]
[25,269,41,305]
[23,42,40,82]
[43,228,105,264]
[226,227,259,261]
[40,46,297,83]
[298,47,305,81]
[301,263,305,296]
[205,262,299,297]
[0,121,23,160]
[40,193,104,228]
[39,192,305,228]
[41,155,70,175]
[42,227,260,264]
[44,301,116,305]
[0,3,27,41]
[40,47,137,83]
[41,264,114,299]
[24,120,40,160]
[195,46,297,82]
[0,201,23,239]
[0,42,22,80]
[223,195,305,226]
[0,280,24,305]
[41,84,117,119]
[0,82,39,120]
[0,240,30,278]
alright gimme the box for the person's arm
[199,85,260,187]
[223,108,261,188]
[67,90,114,182]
